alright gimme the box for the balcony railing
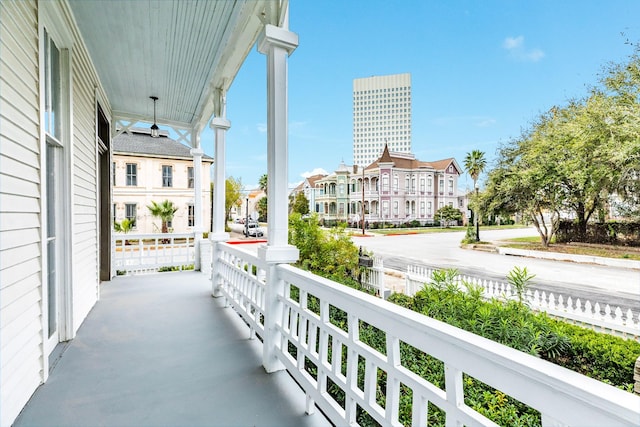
[212,242,640,426]
[112,232,196,275]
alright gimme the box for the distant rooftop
[113,127,213,161]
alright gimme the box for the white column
[257,24,299,263]
[190,129,204,271]
[209,117,230,296]
[257,24,299,373]
[209,118,230,241]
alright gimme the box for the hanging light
[150,96,159,138]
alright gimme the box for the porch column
[191,130,204,271]
[257,24,299,373]
[209,116,231,296]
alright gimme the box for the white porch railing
[405,265,640,341]
[212,242,640,427]
[112,232,196,276]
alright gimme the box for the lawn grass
[501,238,640,261]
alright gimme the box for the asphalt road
[351,227,640,313]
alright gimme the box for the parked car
[244,222,263,237]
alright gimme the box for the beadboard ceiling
[69,0,277,131]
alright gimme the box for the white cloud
[301,168,328,178]
[503,36,524,50]
[503,35,545,62]
[257,123,267,133]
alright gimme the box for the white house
[0,1,295,425]
[113,127,213,234]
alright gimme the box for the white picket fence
[405,264,640,340]
[360,256,389,298]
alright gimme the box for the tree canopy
[290,191,310,215]
[225,176,243,221]
[435,205,462,227]
[483,51,640,244]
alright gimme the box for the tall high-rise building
[353,73,412,167]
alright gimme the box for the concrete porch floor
[14,272,331,427]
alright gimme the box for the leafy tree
[113,218,135,233]
[147,200,178,233]
[288,212,359,277]
[225,176,243,221]
[257,196,268,222]
[599,52,640,218]
[463,150,487,239]
[290,191,310,215]
[257,173,268,221]
[434,205,462,227]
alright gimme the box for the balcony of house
[15,239,640,427]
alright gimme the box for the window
[439,179,444,194]
[162,165,173,187]
[188,167,194,189]
[126,163,137,186]
[448,178,454,194]
[188,205,194,227]
[420,179,425,192]
[382,175,389,192]
[125,203,137,227]
[427,202,432,215]
[393,201,398,216]
[427,177,433,191]
[44,29,62,142]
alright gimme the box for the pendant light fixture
[150,96,159,138]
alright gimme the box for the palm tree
[114,218,135,233]
[258,173,268,195]
[147,200,178,233]
[464,150,487,241]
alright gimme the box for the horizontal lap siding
[70,37,99,329]
[0,1,43,426]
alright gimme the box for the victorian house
[315,146,463,226]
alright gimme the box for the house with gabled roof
[315,145,463,225]
[113,128,213,234]
[289,173,327,214]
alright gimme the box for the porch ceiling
[68,0,277,132]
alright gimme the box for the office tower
[353,73,412,167]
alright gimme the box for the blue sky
[197,0,640,192]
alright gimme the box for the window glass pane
[44,30,61,141]
[126,163,137,186]
[163,165,173,187]
[188,167,194,188]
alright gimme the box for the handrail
[211,243,640,426]
[112,232,195,275]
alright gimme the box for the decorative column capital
[190,147,204,157]
[258,24,298,55]
[210,117,231,130]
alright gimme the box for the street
[351,227,640,313]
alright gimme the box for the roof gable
[113,128,213,161]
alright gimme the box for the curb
[497,246,640,270]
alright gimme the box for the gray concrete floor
[14,272,331,427]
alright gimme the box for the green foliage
[461,223,477,244]
[113,218,135,233]
[289,212,359,278]
[257,196,268,222]
[290,191,310,215]
[225,176,243,221]
[506,266,535,305]
[258,173,268,195]
[434,205,463,226]
[158,264,194,272]
[147,200,178,233]
[484,53,640,244]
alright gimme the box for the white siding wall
[0,1,106,425]
[70,43,100,327]
[0,2,44,425]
